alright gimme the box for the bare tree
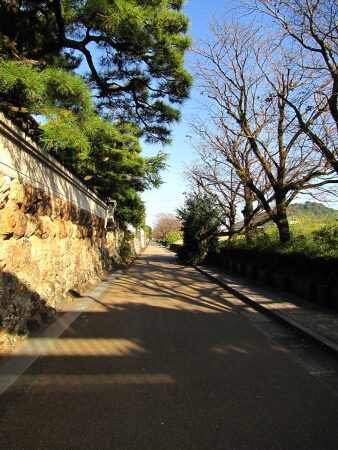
[244,0,338,173]
[184,146,241,242]
[194,20,336,244]
[152,213,182,241]
[185,134,269,244]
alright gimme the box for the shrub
[144,225,152,240]
[162,231,182,248]
[119,231,135,263]
[210,219,338,285]
[177,193,222,264]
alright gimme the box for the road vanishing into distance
[0,243,338,449]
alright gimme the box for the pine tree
[0,0,192,143]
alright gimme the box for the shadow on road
[1,246,338,449]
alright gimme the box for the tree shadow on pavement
[1,247,338,450]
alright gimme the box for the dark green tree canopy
[0,54,169,227]
[0,0,192,143]
[177,192,222,264]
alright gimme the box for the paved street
[0,243,338,449]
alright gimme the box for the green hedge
[207,246,338,287]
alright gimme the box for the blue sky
[141,0,231,226]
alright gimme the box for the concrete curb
[193,264,338,357]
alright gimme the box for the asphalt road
[0,243,338,450]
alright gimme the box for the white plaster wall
[0,114,108,219]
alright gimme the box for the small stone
[8,179,25,210]
[61,202,70,221]
[35,216,51,238]
[5,239,32,272]
[0,207,15,239]
[25,215,38,237]
[70,223,76,239]
[51,197,62,219]
[48,220,58,238]
[69,203,78,222]
[58,219,67,239]
[64,220,73,237]
[21,185,36,213]
[76,225,87,239]
[13,211,28,239]
[37,282,56,300]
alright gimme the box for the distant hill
[288,202,338,220]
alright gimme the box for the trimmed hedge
[206,246,338,287]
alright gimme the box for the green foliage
[0,0,192,143]
[144,151,169,188]
[0,59,94,153]
[177,193,222,264]
[314,223,338,248]
[0,60,92,116]
[42,67,93,114]
[53,116,151,226]
[40,110,91,154]
[144,225,153,240]
[119,231,135,263]
[287,221,338,258]
[162,230,181,247]
[227,220,338,259]
[0,60,45,105]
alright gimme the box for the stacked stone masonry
[0,114,147,346]
[0,174,121,336]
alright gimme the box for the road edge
[193,264,338,357]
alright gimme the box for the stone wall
[0,114,146,348]
[0,174,115,336]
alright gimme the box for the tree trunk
[274,196,290,245]
[242,186,256,246]
[245,228,257,246]
[228,231,239,243]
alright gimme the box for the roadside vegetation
[152,213,182,247]
[176,193,222,264]
[209,217,338,288]
[176,193,338,278]
[220,202,338,259]
[162,231,182,249]
[183,0,337,250]
[177,0,337,276]
[221,219,338,260]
